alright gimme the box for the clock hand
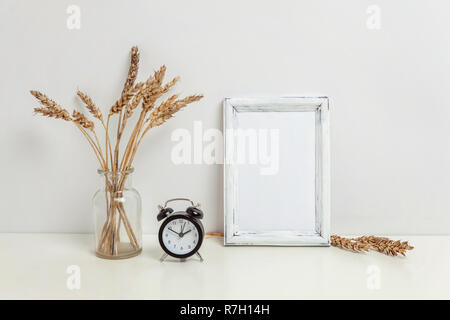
[181,222,186,234]
[181,229,192,237]
[168,227,180,236]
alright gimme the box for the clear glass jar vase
[93,168,142,259]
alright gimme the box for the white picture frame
[223,97,330,246]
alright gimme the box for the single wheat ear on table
[30,46,203,256]
[331,235,414,256]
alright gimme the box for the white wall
[1,0,449,235]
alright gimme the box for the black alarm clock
[157,198,205,262]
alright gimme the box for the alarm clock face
[159,214,203,258]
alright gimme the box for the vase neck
[98,169,134,190]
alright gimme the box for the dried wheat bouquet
[31,46,203,256]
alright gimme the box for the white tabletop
[0,234,447,299]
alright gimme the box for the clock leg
[160,253,168,262]
[196,252,204,262]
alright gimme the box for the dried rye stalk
[32,91,72,121]
[330,235,370,252]
[72,110,94,130]
[109,46,141,115]
[331,235,414,256]
[77,91,102,121]
[146,95,203,129]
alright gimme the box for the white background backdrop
[1,0,449,235]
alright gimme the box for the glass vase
[93,168,142,259]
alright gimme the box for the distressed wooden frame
[223,97,330,246]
